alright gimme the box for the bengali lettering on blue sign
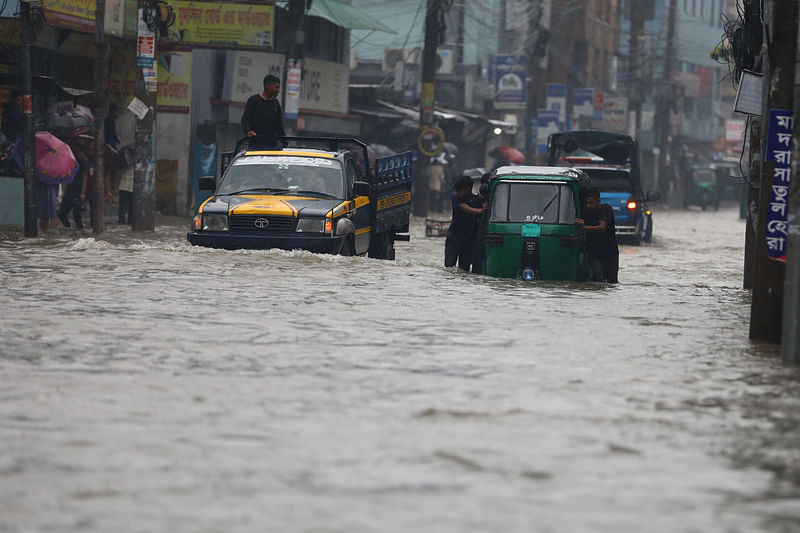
[765,108,793,262]
[493,55,527,104]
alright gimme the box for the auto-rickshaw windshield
[217,156,345,198]
[692,169,714,184]
[490,181,576,224]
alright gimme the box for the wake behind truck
[187,136,412,259]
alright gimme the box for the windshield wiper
[291,190,338,199]
[225,187,290,195]
[540,192,559,214]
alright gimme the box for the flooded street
[1,206,800,532]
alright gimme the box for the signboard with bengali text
[169,1,275,48]
[42,0,123,34]
[493,55,527,109]
[300,58,349,115]
[157,51,192,112]
[764,108,793,262]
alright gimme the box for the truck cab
[187,136,412,259]
[547,130,659,245]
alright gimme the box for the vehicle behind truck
[187,136,412,259]
[547,130,659,245]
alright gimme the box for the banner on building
[223,51,284,104]
[492,55,527,110]
[44,0,124,34]
[593,96,628,133]
[157,51,192,112]
[546,83,566,126]
[284,61,302,120]
[764,108,792,263]
[169,1,275,48]
[137,9,155,68]
[300,58,349,115]
[593,92,604,120]
[537,109,561,155]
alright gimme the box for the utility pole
[750,0,796,344]
[627,0,645,142]
[782,4,800,363]
[743,117,760,290]
[132,3,156,231]
[93,0,108,233]
[654,0,676,201]
[525,0,543,165]
[416,0,442,218]
[20,0,36,237]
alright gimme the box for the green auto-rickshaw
[683,165,720,210]
[481,166,592,282]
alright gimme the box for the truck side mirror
[353,181,371,197]
[646,191,660,202]
[199,176,216,191]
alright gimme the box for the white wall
[156,112,192,216]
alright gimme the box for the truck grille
[229,215,296,233]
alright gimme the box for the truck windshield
[490,181,576,224]
[217,156,345,198]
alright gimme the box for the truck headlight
[202,214,229,231]
[296,218,333,234]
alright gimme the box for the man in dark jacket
[1,90,24,143]
[577,187,619,283]
[241,74,285,147]
[445,175,487,271]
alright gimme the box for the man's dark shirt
[241,95,286,140]
[582,203,618,260]
[446,193,482,243]
[104,115,119,149]
[64,155,90,199]
[1,103,24,142]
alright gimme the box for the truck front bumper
[187,231,343,253]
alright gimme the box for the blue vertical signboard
[536,110,561,155]
[765,109,793,262]
[573,88,594,118]
[546,83,566,128]
[493,55,527,109]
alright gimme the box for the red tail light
[627,197,638,210]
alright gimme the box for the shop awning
[308,0,396,33]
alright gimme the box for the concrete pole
[656,0,676,201]
[750,0,796,344]
[628,0,645,142]
[20,0,37,237]
[525,0,543,165]
[743,117,760,290]
[132,4,156,231]
[782,5,800,363]
[415,0,441,217]
[93,0,107,233]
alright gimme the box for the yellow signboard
[157,51,193,111]
[45,0,96,32]
[170,1,275,48]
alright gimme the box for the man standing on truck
[577,187,619,283]
[445,175,487,271]
[241,74,286,147]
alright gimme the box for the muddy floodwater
[1,206,800,532]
